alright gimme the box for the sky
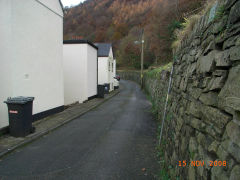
[61,0,85,7]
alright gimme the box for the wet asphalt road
[0,80,158,180]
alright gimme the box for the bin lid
[4,96,34,104]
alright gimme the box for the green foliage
[166,113,173,122]
[157,169,170,180]
[190,151,195,159]
[214,5,226,21]
[168,20,183,41]
[144,62,152,69]
[133,61,141,69]
[151,101,158,117]
[145,85,171,180]
[155,143,171,180]
[156,144,164,158]
[146,94,158,117]
[145,62,172,78]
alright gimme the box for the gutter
[35,0,64,18]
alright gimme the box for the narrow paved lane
[0,80,158,180]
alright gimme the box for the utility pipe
[158,63,174,145]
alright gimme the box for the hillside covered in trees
[64,0,205,69]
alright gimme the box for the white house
[113,58,117,78]
[94,43,114,91]
[0,0,64,131]
[63,40,98,105]
[113,58,119,89]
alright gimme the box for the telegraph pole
[176,0,180,20]
[141,29,144,89]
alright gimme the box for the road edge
[0,89,121,159]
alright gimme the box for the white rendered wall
[108,47,114,91]
[98,47,115,90]
[0,0,13,128]
[0,0,64,129]
[113,59,116,78]
[87,46,98,98]
[63,44,88,105]
[98,57,109,85]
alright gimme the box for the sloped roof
[94,43,112,57]
[64,40,98,50]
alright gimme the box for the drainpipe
[158,60,175,145]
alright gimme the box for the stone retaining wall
[118,0,240,179]
[117,71,141,84]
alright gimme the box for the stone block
[174,75,182,89]
[197,144,206,159]
[188,166,196,180]
[188,55,195,63]
[228,1,240,25]
[182,54,188,62]
[192,38,201,47]
[217,144,230,161]
[224,0,238,10]
[204,41,215,55]
[160,70,170,80]
[222,139,240,163]
[187,101,202,118]
[201,105,231,129]
[208,140,220,154]
[223,36,238,49]
[230,165,240,180]
[190,88,202,99]
[207,76,226,91]
[176,117,184,132]
[228,158,237,172]
[189,117,206,131]
[236,36,240,46]
[226,121,240,148]
[229,46,240,61]
[225,97,240,111]
[190,49,197,56]
[219,65,240,113]
[200,77,211,89]
[196,163,204,177]
[213,70,228,77]
[187,62,197,76]
[181,137,188,154]
[233,111,240,125]
[189,137,198,153]
[197,132,213,150]
[196,49,203,60]
[222,22,240,43]
[197,51,216,74]
[205,125,221,138]
[179,76,188,92]
[199,92,218,106]
[201,35,215,51]
[215,50,232,67]
[211,165,229,180]
[215,32,227,45]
